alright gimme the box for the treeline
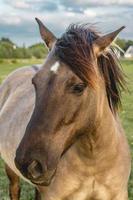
[116,38,133,51]
[0,38,48,59]
[0,37,133,59]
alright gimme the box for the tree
[29,43,48,58]
[116,38,133,51]
[0,40,14,58]
[0,37,14,46]
[116,38,126,50]
[124,40,133,51]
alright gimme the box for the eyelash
[71,83,86,95]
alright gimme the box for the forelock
[55,24,100,86]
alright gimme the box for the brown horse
[15,19,131,199]
[1,18,131,199]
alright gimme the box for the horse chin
[32,179,51,186]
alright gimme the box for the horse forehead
[50,61,60,73]
[35,58,74,85]
[48,59,72,78]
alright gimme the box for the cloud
[12,1,30,9]
[0,0,133,45]
[6,0,133,13]
[60,0,133,8]
[5,0,59,11]
[5,0,30,9]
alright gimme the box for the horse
[0,65,41,199]
[0,18,131,200]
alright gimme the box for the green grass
[0,58,133,199]
[0,58,43,83]
[120,59,133,198]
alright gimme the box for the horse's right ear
[93,26,125,56]
[35,18,57,50]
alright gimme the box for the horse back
[0,65,40,177]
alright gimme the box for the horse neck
[76,98,119,165]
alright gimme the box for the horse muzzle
[27,160,56,186]
[15,157,56,186]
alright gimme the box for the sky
[0,0,133,46]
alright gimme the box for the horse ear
[35,18,57,50]
[93,26,125,56]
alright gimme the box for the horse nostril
[27,160,43,179]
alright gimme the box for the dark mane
[55,24,126,112]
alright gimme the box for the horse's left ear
[93,26,125,56]
[35,18,57,50]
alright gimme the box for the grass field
[0,58,133,199]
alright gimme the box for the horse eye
[72,83,86,95]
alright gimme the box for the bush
[29,43,48,59]
[0,59,4,63]
[11,59,18,64]
[0,38,47,59]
